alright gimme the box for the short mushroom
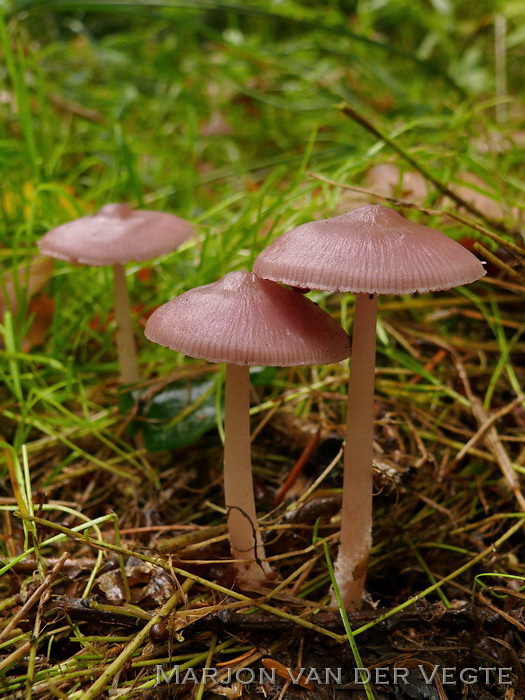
[254,204,486,609]
[38,203,193,384]
[144,271,350,586]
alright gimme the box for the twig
[408,349,448,385]
[9,556,102,573]
[0,641,32,673]
[455,362,525,512]
[474,399,525,511]
[476,590,525,632]
[48,93,106,124]
[0,552,69,644]
[51,597,150,627]
[474,242,525,282]
[26,558,57,699]
[453,394,525,465]
[185,598,520,635]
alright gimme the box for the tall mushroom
[145,271,350,587]
[254,204,486,609]
[38,203,193,385]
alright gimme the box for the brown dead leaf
[136,267,152,283]
[261,658,316,690]
[22,293,55,352]
[444,171,507,221]
[0,255,54,317]
[366,163,429,203]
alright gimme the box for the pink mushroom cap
[253,204,486,295]
[145,271,350,366]
[38,203,194,266]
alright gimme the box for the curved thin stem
[224,363,272,586]
[334,293,378,610]
[113,263,140,385]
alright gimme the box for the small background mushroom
[38,203,194,385]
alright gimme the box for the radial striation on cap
[145,271,350,366]
[38,204,194,266]
[253,205,486,295]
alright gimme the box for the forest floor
[0,2,524,698]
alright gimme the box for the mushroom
[253,204,486,609]
[144,271,350,586]
[38,203,193,384]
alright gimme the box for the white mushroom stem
[113,263,141,385]
[224,363,272,585]
[333,292,378,610]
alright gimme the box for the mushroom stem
[334,292,378,610]
[224,363,272,585]
[113,263,141,385]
